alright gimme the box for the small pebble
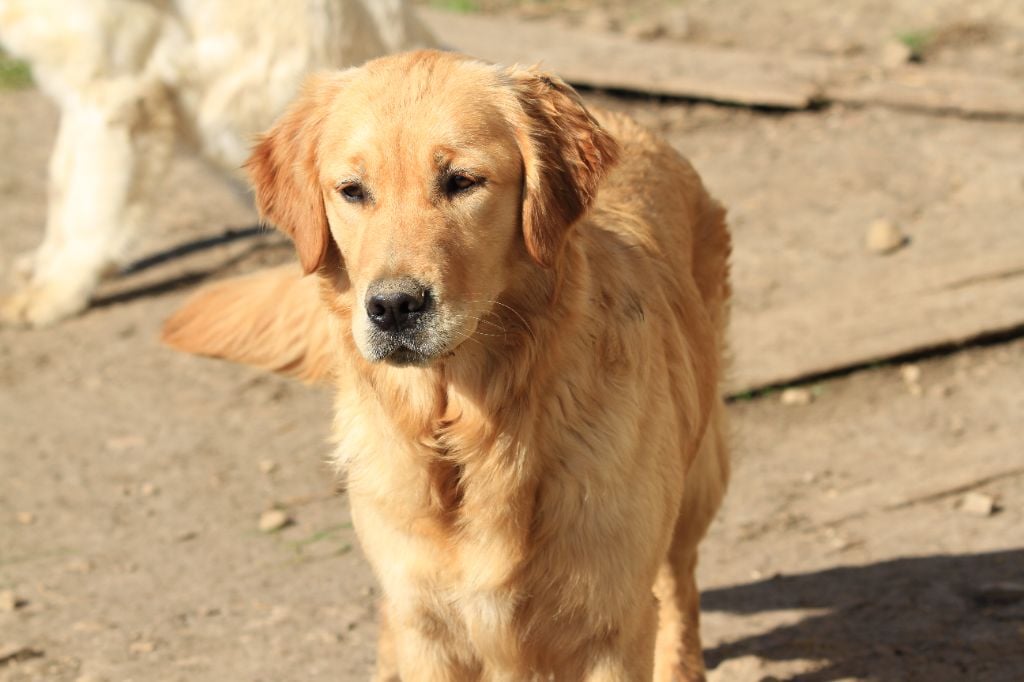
[900,363,923,396]
[780,387,814,406]
[900,364,921,384]
[829,536,852,551]
[129,641,156,654]
[259,460,278,475]
[105,434,147,452]
[15,511,34,525]
[140,482,158,496]
[625,18,666,41]
[74,674,106,682]
[579,8,617,33]
[866,219,907,254]
[881,40,913,67]
[960,492,996,517]
[0,590,21,612]
[259,509,291,533]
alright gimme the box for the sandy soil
[455,0,1024,76]
[2,3,1023,681]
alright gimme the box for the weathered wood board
[682,104,1024,393]
[421,8,830,109]
[421,9,1024,119]
[730,255,1024,391]
[830,66,1024,119]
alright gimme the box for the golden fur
[163,50,731,681]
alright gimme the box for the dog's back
[591,110,730,332]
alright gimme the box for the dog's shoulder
[585,107,725,279]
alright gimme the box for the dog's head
[246,50,618,366]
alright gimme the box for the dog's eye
[339,182,366,203]
[445,173,479,196]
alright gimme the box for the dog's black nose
[365,281,430,332]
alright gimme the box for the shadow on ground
[90,226,290,308]
[705,549,1024,680]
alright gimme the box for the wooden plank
[420,8,828,109]
[729,259,1024,392]
[828,66,1024,118]
[422,9,1024,118]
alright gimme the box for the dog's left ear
[507,67,620,268]
[245,71,351,275]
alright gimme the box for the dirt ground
[2,3,1023,681]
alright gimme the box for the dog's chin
[358,317,473,367]
[360,336,449,368]
[382,346,434,367]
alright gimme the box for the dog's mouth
[362,330,447,367]
[382,344,433,367]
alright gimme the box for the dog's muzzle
[363,277,438,365]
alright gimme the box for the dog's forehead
[320,56,516,171]
[350,56,507,131]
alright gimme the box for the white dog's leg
[2,82,173,326]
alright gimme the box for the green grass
[430,0,480,12]
[897,29,932,61]
[289,522,350,551]
[0,52,32,89]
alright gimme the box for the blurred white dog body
[0,0,435,325]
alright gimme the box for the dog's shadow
[703,548,1024,680]
[91,225,290,308]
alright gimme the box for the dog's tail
[162,266,336,383]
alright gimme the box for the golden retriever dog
[163,50,731,681]
[0,0,434,326]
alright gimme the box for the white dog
[0,0,435,325]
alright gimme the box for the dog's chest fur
[332,299,688,671]
[335,369,539,660]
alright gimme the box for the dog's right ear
[505,67,620,269]
[245,72,351,275]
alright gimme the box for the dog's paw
[11,251,37,284]
[0,280,91,327]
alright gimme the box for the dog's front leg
[372,600,400,682]
[579,601,659,682]
[3,80,173,326]
[382,602,481,682]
